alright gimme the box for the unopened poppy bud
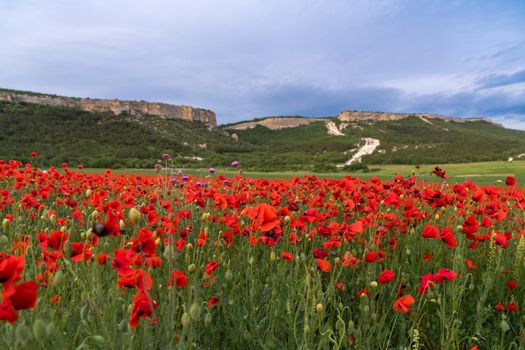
[16,322,32,345]
[405,248,411,255]
[91,210,98,220]
[0,235,8,244]
[91,335,105,345]
[188,264,197,273]
[500,320,510,332]
[304,324,311,338]
[128,207,141,224]
[348,320,355,332]
[85,229,93,239]
[204,313,212,327]
[86,189,92,198]
[370,281,378,288]
[118,319,129,332]
[284,215,291,223]
[2,218,11,231]
[189,302,201,320]
[155,238,161,246]
[119,220,125,229]
[371,313,377,321]
[181,313,191,328]
[434,214,440,220]
[243,329,252,341]
[270,251,276,261]
[249,257,254,265]
[46,323,55,337]
[50,214,56,224]
[53,270,64,286]
[60,226,67,233]
[225,269,233,281]
[33,319,48,341]
[80,304,89,320]
[336,318,345,336]
[363,305,370,314]
[186,243,193,250]
[316,303,324,314]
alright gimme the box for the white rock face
[325,121,345,136]
[337,138,380,167]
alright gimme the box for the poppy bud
[0,235,8,244]
[33,319,48,342]
[118,319,129,332]
[186,243,193,250]
[304,324,311,339]
[336,318,345,336]
[53,270,64,286]
[225,269,233,281]
[128,208,141,224]
[284,215,291,223]
[188,263,197,274]
[2,218,11,231]
[370,281,378,288]
[204,313,212,328]
[119,220,125,229]
[243,329,252,342]
[50,214,56,224]
[270,251,276,262]
[348,320,355,332]
[189,302,201,320]
[500,320,510,332]
[16,322,32,345]
[181,313,191,328]
[60,226,67,233]
[86,189,92,198]
[91,335,105,345]
[80,304,89,320]
[91,210,99,220]
[46,323,55,337]
[316,303,324,314]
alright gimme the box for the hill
[2,88,525,171]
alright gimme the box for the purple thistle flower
[161,153,170,160]
[231,161,239,167]
[208,167,216,173]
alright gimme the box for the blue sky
[1,0,524,128]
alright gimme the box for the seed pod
[91,335,105,345]
[33,319,47,341]
[304,324,311,339]
[225,269,233,281]
[53,270,64,286]
[181,313,191,328]
[1,219,10,231]
[16,322,32,345]
[80,304,89,320]
[189,302,201,321]
[204,313,212,328]
[128,208,141,224]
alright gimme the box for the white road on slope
[337,138,380,167]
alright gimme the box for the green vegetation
[3,93,525,171]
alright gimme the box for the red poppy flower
[205,261,219,275]
[506,176,516,186]
[168,271,187,289]
[316,259,331,273]
[208,296,220,308]
[393,294,415,313]
[281,251,294,261]
[6,280,38,310]
[377,269,395,284]
[421,224,439,240]
[129,291,157,329]
[118,269,153,291]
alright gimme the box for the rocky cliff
[337,110,494,124]
[226,117,326,130]
[0,90,217,127]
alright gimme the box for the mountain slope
[2,88,525,171]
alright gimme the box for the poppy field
[1,158,524,349]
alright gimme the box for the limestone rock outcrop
[0,90,217,128]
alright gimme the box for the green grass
[78,160,525,186]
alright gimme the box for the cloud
[0,0,524,127]
[478,69,525,89]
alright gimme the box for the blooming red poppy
[118,269,153,291]
[422,224,439,240]
[506,176,516,186]
[281,251,294,261]
[208,296,220,308]
[377,269,395,284]
[393,294,415,313]
[205,261,219,275]
[5,280,38,310]
[129,291,157,329]
[168,271,187,289]
[316,259,331,273]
